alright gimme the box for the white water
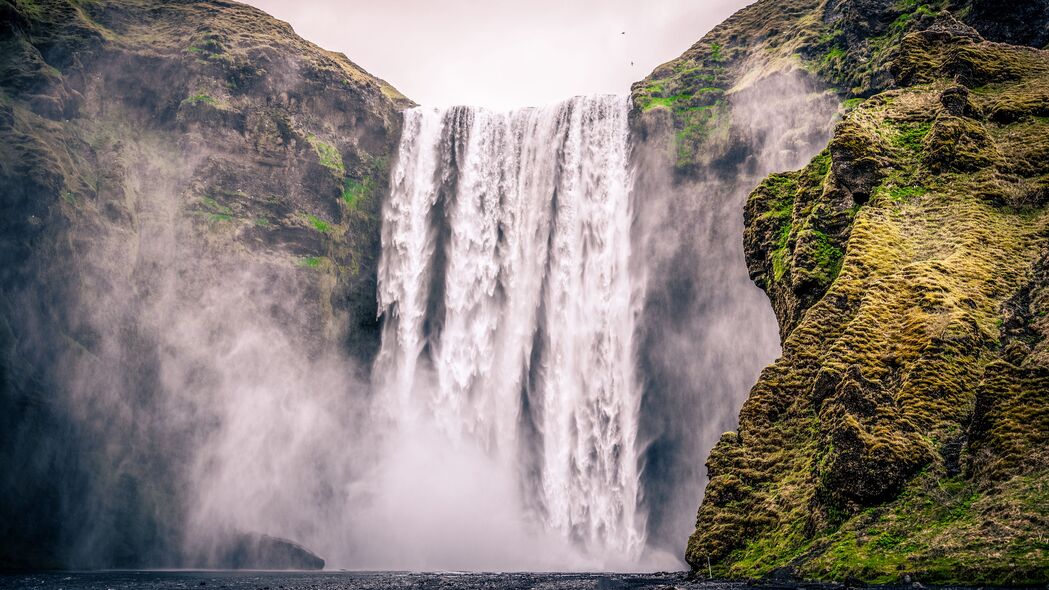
[371,95,645,568]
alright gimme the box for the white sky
[243,0,754,109]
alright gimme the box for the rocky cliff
[632,0,1048,583]
[0,0,409,569]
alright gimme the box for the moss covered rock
[686,10,1049,585]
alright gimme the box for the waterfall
[372,95,644,565]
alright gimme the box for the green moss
[674,101,730,169]
[801,229,845,284]
[194,196,234,224]
[710,43,724,62]
[822,45,846,69]
[691,25,1049,583]
[796,471,1046,583]
[181,93,217,107]
[887,184,928,201]
[342,177,369,207]
[185,33,225,58]
[843,97,865,111]
[298,256,324,269]
[772,245,790,281]
[200,196,232,215]
[305,213,331,234]
[891,121,932,152]
[642,93,691,111]
[306,134,345,176]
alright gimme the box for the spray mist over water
[1,59,838,569]
[631,69,841,554]
[367,95,652,570]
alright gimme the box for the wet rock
[210,533,325,571]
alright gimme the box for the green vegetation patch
[842,98,865,111]
[298,256,325,269]
[195,196,235,224]
[342,177,371,207]
[887,184,928,201]
[306,134,345,176]
[892,121,932,152]
[181,92,217,107]
[186,32,226,58]
[305,213,332,234]
[709,43,724,63]
[675,101,730,168]
[642,93,693,111]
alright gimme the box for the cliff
[632,0,1048,582]
[0,0,409,568]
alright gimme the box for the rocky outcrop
[647,1,1049,582]
[0,0,409,569]
[627,0,842,554]
[208,533,325,570]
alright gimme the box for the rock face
[627,0,842,554]
[0,0,409,569]
[634,0,1049,583]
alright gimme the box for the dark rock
[765,566,800,583]
[844,575,868,588]
[210,533,325,571]
[965,0,1049,48]
[939,85,979,118]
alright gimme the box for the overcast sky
[243,0,754,109]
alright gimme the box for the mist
[0,70,839,571]
[631,69,840,554]
[0,0,842,573]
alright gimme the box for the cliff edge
[633,0,1048,582]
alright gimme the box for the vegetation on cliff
[632,0,1048,176]
[661,1,1049,582]
[0,0,409,568]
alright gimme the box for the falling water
[373,95,644,564]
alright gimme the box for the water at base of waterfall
[0,571,992,590]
